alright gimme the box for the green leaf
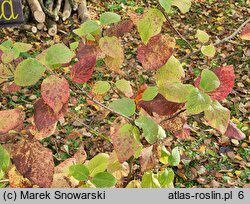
[100,12,121,25]
[159,82,195,103]
[201,44,216,58]
[13,42,32,53]
[109,98,136,117]
[156,56,185,86]
[159,145,170,165]
[135,116,159,144]
[14,58,46,86]
[158,168,175,187]
[0,40,13,51]
[168,147,180,166]
[1,51,15,63]
[137,8,165,44]
[186,88,211,114]
[0,145,10,172]
[115,79,133,97]
[86,153,109,177]
[142,86,158,101]
[157,125,166,140]
[159,0,173,13]
[70,42,79,50]
[204,101,230,134]
[45,44,75,65]
[200,69,220,92]
[196,29,210,44]
[172,0,192,14]
[73,20,100,36]
[92,81,111,94]
[141,171,161,188]
[12,43,32,59]
[92,172,117,188]
[69,164,89,181]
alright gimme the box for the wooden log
[26,0,46,23]
[62,0,72,21]
[19,24,38,33]
[78,0,89,22]
[39,0,59,21]
[69,0,78,11]
[46,18,57,36]
[37,23,45,30]
[54,0,63,17]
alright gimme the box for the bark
[24,0,89,35]
[26,0,46,23]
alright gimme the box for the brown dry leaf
[154,112,187,133]
[0,109,25,135]
[54,158,76,174]
[11,139,54,188]
[74,144,87,164]
[240,23,250,40]
[140,146,158,173]
[51,173,79,188]
[107,151,129,181]
[29,122,57,140]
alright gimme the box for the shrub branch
[180,17,250,62]
[157,2,193,51]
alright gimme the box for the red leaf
[70,55,97,84]
[41,75,70,113]
[224,121,245,140]
[138,94,184,116]
[137,34,175,70]
[194,65,235,101]
[111,124,142,163]
[175,124,191,139]
[104,20,135,37]
[0,109,25,135]
[240,23,250,40]
[76,41,100,60]
[12,139,54,188]
[6,82,21,93]
[34,98,67,131]
[209,65,235,101]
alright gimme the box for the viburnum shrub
[0,0,249,188]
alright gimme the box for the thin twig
[157,2,193,51]
[160,109,186,124]
[67,78,134,122]
[180,18,250,62]
[0,179,9,184]
[67,112,112,142]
